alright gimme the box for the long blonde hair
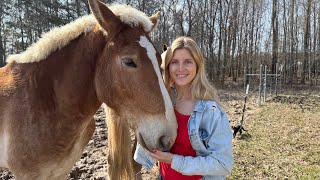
[162,36,219,102]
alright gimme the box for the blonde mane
[104,105,136,180]
[6,4,154,64]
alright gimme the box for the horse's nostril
[158,135,171,152]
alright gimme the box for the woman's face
[169,49,197,88]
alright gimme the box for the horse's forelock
[110,4,153,32]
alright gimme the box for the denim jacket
[134,100,234,180]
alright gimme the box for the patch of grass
[228,95,320,179]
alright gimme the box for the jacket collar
[194,100,206,112]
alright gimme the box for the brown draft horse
[0,0,177,179]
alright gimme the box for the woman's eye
[122,58,137,68]
[170,60,177,64]
[183,60,194,65]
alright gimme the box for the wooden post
[244,67,246,91]
[259,64,262,106]
[275,63,278,96]
[264,65,267,102]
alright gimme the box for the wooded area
[0,0,319,86]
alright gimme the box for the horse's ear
[162,44,167,52]
[88,0,122,34]
[161,46,170,70]
[148,11,160,33]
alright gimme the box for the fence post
[264,65,267,103]
[259,64,262,106]
[279,64,282,93]
[275,63,278,96]
[244,67,246,91]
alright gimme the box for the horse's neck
[54,30,106,114]
[23,30,105,117]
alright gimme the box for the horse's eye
[121,58,137,68]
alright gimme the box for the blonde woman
[135,37,233,180]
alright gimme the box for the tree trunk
[0,0,4,66]
[312,1,317,85]
[282,0,287,84]
[217,0,223,82]
[271,0,278,75]
[231,1,239,82]
[316,1,320,85]
[301,0,311,84]
[221,0,231,87]
[288,0,295,85]
[186,0,193,36]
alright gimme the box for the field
[227,89,320,179]
[1,87,319,179]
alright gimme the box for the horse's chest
[33,119,95,178]
[42,138,85,177]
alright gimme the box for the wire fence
[244,63,281,106]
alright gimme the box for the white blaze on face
[0,131,9,168]
[138,36,175,123]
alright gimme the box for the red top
[160,110,202,180]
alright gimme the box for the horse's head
[89,0,177,151]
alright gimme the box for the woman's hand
[146,149,174,164]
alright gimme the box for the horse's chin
[136,131,174,152]
[137,133,152,151]
[133,114,177,152]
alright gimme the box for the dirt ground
[1,86,319,179]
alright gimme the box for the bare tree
[1,0,318,86]
[217,0,231,85]
[271,0,278,75]
[221,0,231,87]
[0,0,7,66]
[281,0,288,83]
[301,0,312,84]
[317,1,320,85]
[185,0,194,36]
[312,0,317,85]
[230,0,239,82]
[242,0,250,85]
[207,0,218,81]
[288,0,296,85]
